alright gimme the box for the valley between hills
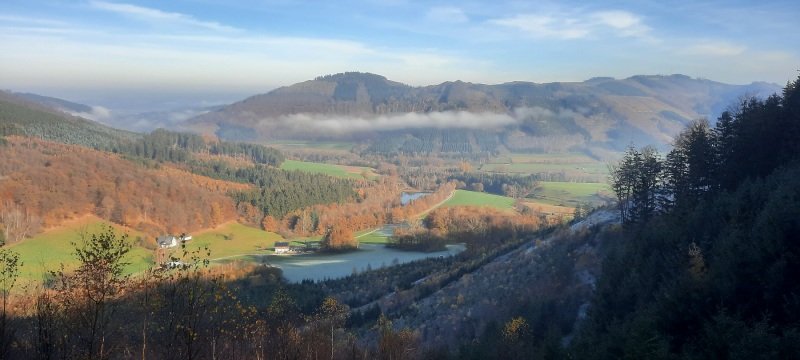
[0,72,799,359]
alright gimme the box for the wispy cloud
[88,1,240,32]
[681,42,746,57]
[425,7,469,24]
[489,9,650,40]
[0,15,68,26]
[265,111,516,134]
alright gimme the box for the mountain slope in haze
[187,72,781,151]
[0,91,141,149]
[13,92,93,114]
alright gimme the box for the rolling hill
[187,72,780,153]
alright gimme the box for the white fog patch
[71,105,113,122]
[260,110,533,134]
[513,106,582,121]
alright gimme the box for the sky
[1,0,799,113]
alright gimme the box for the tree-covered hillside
[570,75,800,358]
[187,72,781,152]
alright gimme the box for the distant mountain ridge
[187,72,781,152]
[13,92,93,114]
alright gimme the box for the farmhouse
[274,241,291,254]
[156,234,192,248]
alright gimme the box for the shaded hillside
[188,72,780,151]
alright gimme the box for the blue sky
[1,0,798,109]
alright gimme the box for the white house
[274,241,291,254]
[157,234,192,249]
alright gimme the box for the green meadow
[480,162,608,174]
[441,190,516,210]
[177,222,284,262]
[280,160,374,179]
[6,219,154,283]
[531,181,613,207]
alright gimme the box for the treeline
[388,206,541,254]
[609,76,800,224]
[190,162,356,219]
[449,172,541,198]
[571,75,800,358]
[111,128,284,166]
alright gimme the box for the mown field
[280,160,376,179]
[441,190,516,210]
[481,152,609,182]
[530,181,613,207]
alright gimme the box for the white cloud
[268,111,516,134]
[489,9,650,40]
[72,105,113,122]
[425,7,469,24]
[590,11,650,37]
[88,1,240,32]
[490,14,588,40]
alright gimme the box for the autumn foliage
[0,137,241,241]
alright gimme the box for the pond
[257,243,465,282]
[401,192,431,205]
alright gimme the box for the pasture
[178,222,284,261]
[481,152,609,182]
[441,190,516,210]
[280,160,376,179]
[6,217,154,283]
[530,181,613,207]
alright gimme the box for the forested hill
[0,90,141,149]
[568,75,800,358]
[188,72,780,150]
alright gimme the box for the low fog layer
[258,107,573,135]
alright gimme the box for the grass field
[6,217,154,283]
[280,160,376,179]
[441,190,516,210]
[529,181,613,207]
[480,162,608,174]
[481,152,609,183]
[261,140,354,151]
[178,222,284,262]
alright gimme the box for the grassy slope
[7,217,153,282]
[441,190,515,210]
[177,222,284,261]
[530,181,612,207]
[280,159,370,179]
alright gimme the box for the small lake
[258,243,465,282]
[401,192,430,205]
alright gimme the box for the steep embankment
[367,210,621,349]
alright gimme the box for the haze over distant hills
[187,72,780,152]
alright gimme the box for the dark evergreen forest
[569,75,800,358]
